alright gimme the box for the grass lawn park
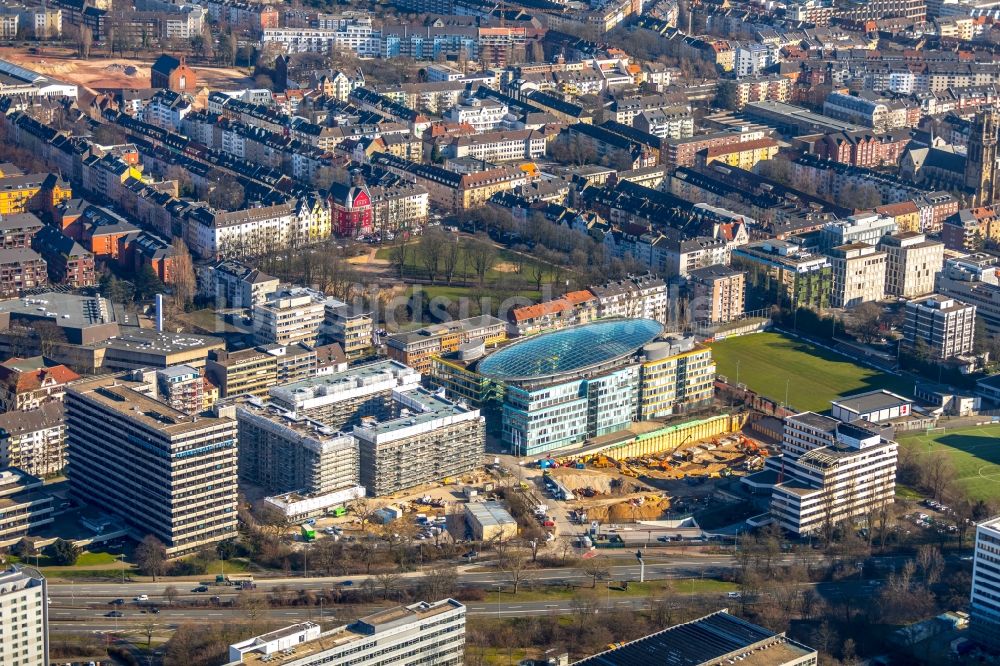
[896,425,1000,502]
[710,332,913,413]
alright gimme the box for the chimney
[155,293,164,332]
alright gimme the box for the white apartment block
[828,242,887,308]
[878,232,944,298]
[0,14,18,39]
[0,566,47,666]
[449,130,546,162]
[142,90,192,130]
[971,516,1000,652]
[735,43,779,78]
[227,600,465,666]
[66,375,239,555]
[444,96,509,133]
[253,290,326,347]
[757,413,897,536]
[903,294,977,359]
[211,259,279,309]
[633,108,695,140]
[589,274,668,323]
[821,213,897,250]
[262,23,380,57]
[186,202,299,261]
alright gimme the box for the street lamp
[495,583,502,619]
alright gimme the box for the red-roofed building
[328,174,373,238]
[0,358,80,413]
[507,289,598,337]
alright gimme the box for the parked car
[726,591,742,599]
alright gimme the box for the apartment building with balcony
[0,248,47,298]
[324,300,373,358]
[686,264,745,324]
[0,402,66,477]
[0,470,54,548]
[267,360,420,430]
[353,386,484,496]
[154,365,205,414]
[253,290,326,347]
[210,259,279,308]
[66,374,238,555]
[638,335,716,419]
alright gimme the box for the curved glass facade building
[478,319,663,386]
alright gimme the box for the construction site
[529,429,775,532]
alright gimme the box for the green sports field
[710,332,913,413]
[897,425,1000,501]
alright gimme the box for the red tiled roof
[4,365,80,393]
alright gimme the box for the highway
[44,553,911,633]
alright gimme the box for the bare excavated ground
[0,47,253,96]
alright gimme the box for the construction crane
[662,434,693,463]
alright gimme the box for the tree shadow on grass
[936,434,1000,466]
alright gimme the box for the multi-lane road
[45,553,913,633]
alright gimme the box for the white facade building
[878,231,944,298]
[971,516,1000,652]
[746,411,897,536]
[0,566,47,666]
[828,242,887,308]
[253,290,326,346]
[903,294,977,360]
[444,95,509,133]
[262,21,380,56]
[227,600,465,666]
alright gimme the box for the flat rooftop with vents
[227,599,466,666]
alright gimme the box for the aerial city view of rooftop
[3,0,1000,663]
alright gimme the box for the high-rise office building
[66,374,238,555]
[971,516,1000,652]
[0,566,48,666]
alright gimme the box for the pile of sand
[548,468,615,494]
[548,468,645,495]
